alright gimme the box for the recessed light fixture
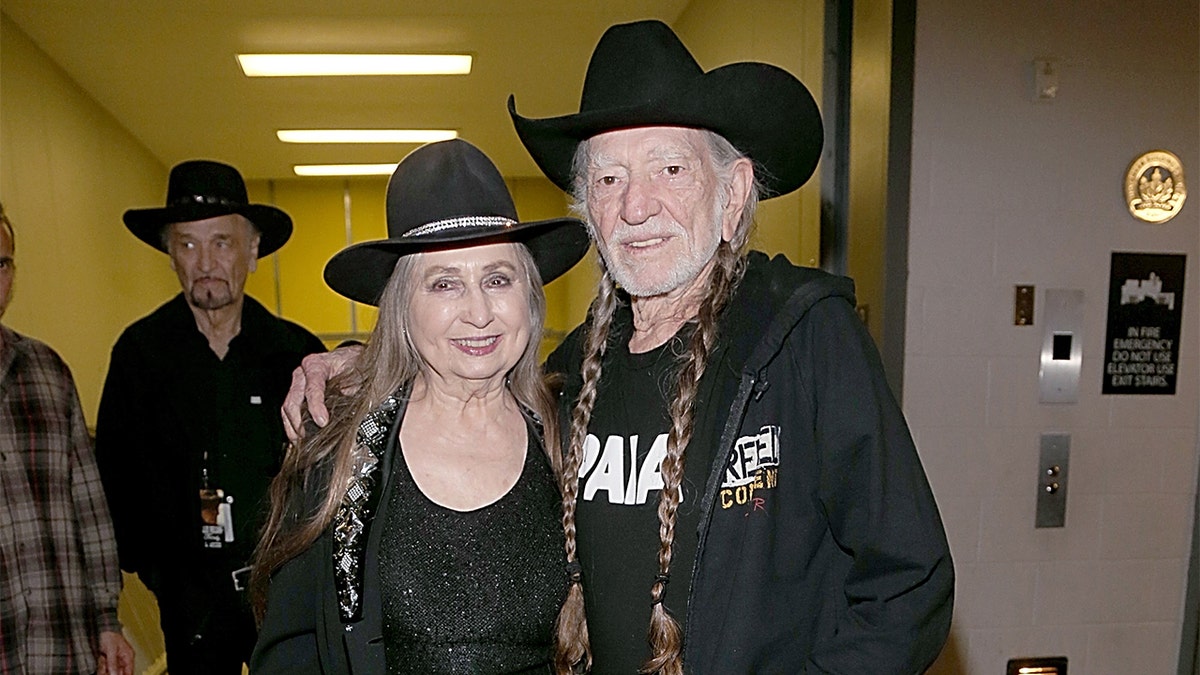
[294,164,399,177]
[277,129,457,144]
[237,54,472,77]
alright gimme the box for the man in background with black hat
[289,19,953,674]
[95,160,325,674]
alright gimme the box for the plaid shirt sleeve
[67,363,124,636]
[0,328,124,674]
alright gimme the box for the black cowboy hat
[323,139,591,306]
[508,19,824,198]
[123,160,292,257]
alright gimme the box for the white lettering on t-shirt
[581,433,669,505]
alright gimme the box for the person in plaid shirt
[0,207,134,675]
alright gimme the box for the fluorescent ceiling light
[238,54,471,77]
[294,163,399,177]
[277,129,457,144]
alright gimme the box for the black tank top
[378,428,565,674]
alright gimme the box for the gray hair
[568,128,762,254]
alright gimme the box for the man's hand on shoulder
[282,345,364,441]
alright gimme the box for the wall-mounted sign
[1124,150,1187,223]
[1102,252,1186,394]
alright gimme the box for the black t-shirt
[575,331,715,674]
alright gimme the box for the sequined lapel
[333,393,402,623]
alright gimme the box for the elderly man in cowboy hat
[288,20,953,674]
[95,160,325,674]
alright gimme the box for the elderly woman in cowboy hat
[249,140,590,674]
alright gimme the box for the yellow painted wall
[245,176,389,344]
[674,0,825,268]
[846,0,892,344]
[0,14,176,424]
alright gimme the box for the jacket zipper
[683,370,759,662]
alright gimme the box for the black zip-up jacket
[547,252,954,673]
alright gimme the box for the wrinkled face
[583,126,731,297]
[406,242,533,389]
[167,215,259,311]
[0,224,13,320]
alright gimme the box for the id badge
[199,488,235,548]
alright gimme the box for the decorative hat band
[403,215,517,238]
[170,194,241,208]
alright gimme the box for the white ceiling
[3,0,692,180]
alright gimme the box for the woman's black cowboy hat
[508,19,824,198]
[123,159,292,257]
[323,139,591,306]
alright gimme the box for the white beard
[594,200,724,298]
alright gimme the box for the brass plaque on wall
[1124,150,1187,223]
